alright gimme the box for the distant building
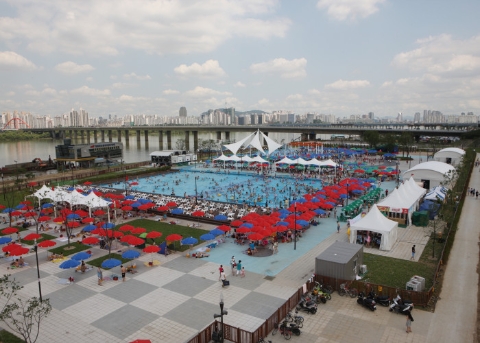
[55,139,123,168]
[179,107,187,117]
[368,112,374,120]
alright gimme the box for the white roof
[276,157,295,164]
[435,147,465,155]
[150,151,174,156]
[223,130,282,156]
[404,161,455,175]
[319,159,338,167]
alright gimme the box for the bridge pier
[300,133,308,141]
[86,130,91,143]
[144,130,149,149]
[94,130,98,143]
[167,131,172,150]
[108,130,112,142]
[159,131,164,150]
[74,130,78,143]
[225,131,230,142]
[216,131,222,141]
[185,131,190,151]
[100,130,105,142]
[308,133,316,140]
[193,131,198,153]
[117,130,122,142]
[69,130,73,140]
[80,130,85,143]
[136,130,141,146]
[125,130,129,144]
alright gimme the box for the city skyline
[1,1,480,118]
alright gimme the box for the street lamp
[293,198,297,251]
[121,159,128,196]
[33,239,43,302]
[195,176,199,205]
[213,292,228,343]
[1,172,4,200]
[396,160,400,187]
[346,183,350,206]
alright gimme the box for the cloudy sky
[1,0,480,118]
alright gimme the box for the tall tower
[179,107,187,117]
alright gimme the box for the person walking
[406,310,414,333]
[240,266,245,278]
[236,260,242,276]
[230,256,236,275]
[337,221,340,233]
[97,267,103,286]
[218,265,224,281]
[411,245,416,260]
[121,265,126,282]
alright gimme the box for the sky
[1,0,480,119]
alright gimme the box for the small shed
[315,241,363,281]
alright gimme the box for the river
[0,131,337,166]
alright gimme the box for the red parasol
[2,227,18,235]
[122,200,135,205]
[217,225,230,232]
[119,224,135,232]
[9,246,30,256]
[156,206,169,212]
[166,201,177,207]
[121,235,144,246]
[53,217,66,223]
[2,244,22,253]
[10,211,22,216]
[74,210,89,217]
[236,227,251,234]
[38,240,56,248]
[27,181,38,187]
[38,216,51,222]
[275,225,288,232]
[101,230,124,239]
[82,217,95,223]
[20,200,32,205]
[121,206,133,211]
[60,208,73,216]
[143,245,160,253]
[93,209,106,216]
[146,231,162,239]
[230,220,243,227]
[91,228,104,235]
[23,211,37,218]
[192,211,204,217]
[248,233,264,241]
[67,222,80,228]
[166,234,182,241]
[82,237,100,245]
[138,204,153,211]
[23,233,42,241]
[83,181,92,185]
[131,227,146,235]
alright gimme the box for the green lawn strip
[48,243,90,256]
[88,253,131,270]
[362,253,435,290]
[21,233,56,244]
[0,329,25,343]
[118,219,208,252]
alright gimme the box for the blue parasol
[41,203,54,209]
[137,198,152,204]
[0,237,12,244]
[276,221,289,227]
[2,208,13,213]
[67,213,81,220]
[296,220,309,227]
[59,259,81,269]
[314,209,326,215]
[101,258,122,269]
[125,195,135,200]
[214,214,228,221]
[102,222,115,229]
[181,237,198,245]
[82,224,97,232]
[171,208,183,215]
[122,250,140,259]
[200,233,215,241]
[209,228,224,236]
[131,202,141,208]
[239,223,253,228]
[67,187,75,191]
[71,251,91,261]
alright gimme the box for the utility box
[315,241,363,281]
[410,275,425,291]
[406,280,422,292]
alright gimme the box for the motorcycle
[280,321,301,336]
[367,291,390,307]
[357,292,377,311]
[389,294,413,314]
[312,282,331,301]
[296,296,318,314]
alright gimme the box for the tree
[398,132,414,157]
[362,131,380,148]
[381,133,397,153]
[175,138,186,150]
[0,275,51,343]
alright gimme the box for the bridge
[12,122,476,152]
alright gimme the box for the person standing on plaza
[411,245,416,260]
[121,265,126,282]
[240,266,245,278]
[230,256,236,275]
[337,221,340,233]
[97,267,103,286]
[218,265,224,281]
[236,260,242,276]
[406,310,414,333]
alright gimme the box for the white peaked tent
[223,129,282,156]
[349,204,398,251]
[319,159,339,167]
[276,157,295,164]
[251,155,269,163]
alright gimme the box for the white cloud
[71,86,110,97]
[0,51,37,71]
[234,81,246,88]
[163,89,180,95]
[0,1,290,56]
[123,73,151,80]
[317,0,385,21]
[174,60,226,78]
[112,82,136,89]
[117,94,147,102]
[392,34,480,77]
[55,61,94,74]
[86,77,93,82]
[250,58,307,79]
[185,86,231,98]
[325,79,370,90]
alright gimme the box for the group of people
[9,256,25,268]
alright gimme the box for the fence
[186,280,314,343]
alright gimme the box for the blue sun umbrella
[67,187,75,191]
[15,204,26,210]
[200,233,215,241]
[71,251,92,261]
[0,237,12,244]
[314,209,326,215]
[102,222,115,229]
[82,224,97,232]
[42,203,54,209]
[67,213,81,220]
[101,258,122,269]
[137,198,152,204]
[214,214,228,221]
[278,209,290,214]
[2,208,13,213]
[279,213,288,219]
[209,228,224,236]
[125,195,135,200]
[171,208,183,215]
[131,202,141,208]
[122,250,140,259]
[59,259,81,269]
[276,221,289,227]
[239,223,253,228]
[296,220,309,227]
[181,237,198,245]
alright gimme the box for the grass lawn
[117,219,209,252]
[0,329,25,343]
[363,251,436,290]
[48,243,90,256]
[88,253,132,270]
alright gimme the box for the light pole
[33,239,43,302]
[1,172,4,200]
[195,176,199,205]
[213,293,228,343]
[121,159,128,196]
[346,183,349,206]
[293,199,297,251]
[396,160,400,187]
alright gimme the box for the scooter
[280,321,301,336]
[389,294,413,314]
[367,291,390,307]
[313,282,332,301]
[357,292,377,311]
[296,296,318,314]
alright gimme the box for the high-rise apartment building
[179,107,187,117]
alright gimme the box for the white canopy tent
[349,204,398,251]
[403,161,455,189]
[433,147,465,166]
[223,129,282,157]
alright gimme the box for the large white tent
[349,204,398,251]
[223,129,282,156]
[433,147,465,166]
[403,161,455,189]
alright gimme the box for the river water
[0,131,335,166]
